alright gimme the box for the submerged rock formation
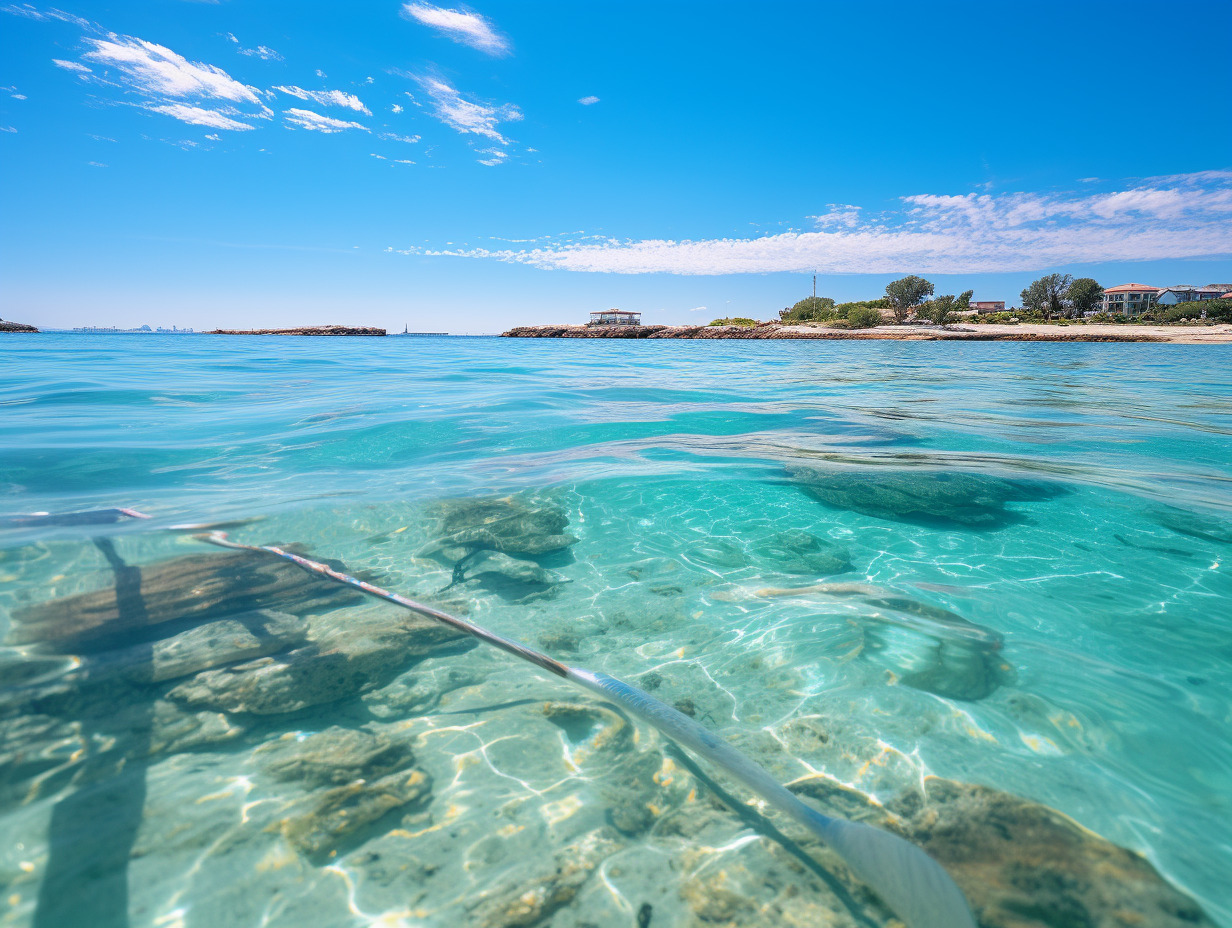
[789,465,1064,529]
[8,549,363,651]
[418,495,578,601]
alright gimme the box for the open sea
[1,333,1230,928]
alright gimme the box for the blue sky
[2,0,1230,332]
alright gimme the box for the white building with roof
[1156,285,1228,305]
[1100,283,1160,316]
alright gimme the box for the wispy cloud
[3,4,91,28]
[146,102,254,131]
[378,131,420,143]
[283,108,369,133]
[398,173,1232,275]
[412,75,521,145]
[274,85,370,114]
[83,35,261,104]
[390,103,403,114]
[224,33,282,61]
[400,2,509,55]
[475,147,506,166]
[52,58,91,73]
[578,95,599,106]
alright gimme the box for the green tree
[1068,278,1104,316]
[846,305,884,328]
[1020,273,1073,320]
[920,290,973,326]
[884,276,934,323]
[781,295,837,323]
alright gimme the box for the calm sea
[1,333,1230,927]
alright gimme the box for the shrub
[846,305,884,329]
[708,317,759,327]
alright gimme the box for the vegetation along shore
[505,273,1232,342]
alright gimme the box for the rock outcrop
[0,318,38,332]
[207,325,385,336]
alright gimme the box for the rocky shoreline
[0,319,39,333]
[503,321,1232,343]
[207,325,386,336]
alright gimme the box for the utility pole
[813,272,817,300]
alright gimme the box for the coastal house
[1100,283,1160,317]
[588,309,642,326]
[970,301,1006,313]
[1156,285,1228,305]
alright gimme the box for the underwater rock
[167,605,473,715]
[8,549,363,651]
[683,539,747,570]
[84,610,308,685]
[753,582,1012,700]
[463,549,564,586]
[362,666,485,718]
[423,496,578,558]
[788,465,1063,529]
[751,530,852,575]
[257,726,415,788]
[280,767,432,859]
[1147,505,1232,545]
[781,776,1216,928]
[466,829,620,927]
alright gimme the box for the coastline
[503,322,1232,344]
[207,325,386,336]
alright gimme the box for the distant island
[207,325,386,336]
[0,318,38,333]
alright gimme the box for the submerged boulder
[280,767,432,859]
[8,549,362,651]
[424,496,578,558]
[751,530,852,575]
[789,466,1063,529]
[257,726,415,788]
[167,605,473,715]
[1147,505,1232,545]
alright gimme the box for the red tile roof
[1104,283,1161,293]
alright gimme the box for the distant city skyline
[2,1,1230,332]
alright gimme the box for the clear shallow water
[1,333,1230,927]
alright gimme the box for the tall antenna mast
[813,272,817,300]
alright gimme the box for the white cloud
[53,58,92,73]
[370,152,386,159]
[145,102,255,131]
[578,95,600,106]
[204,132,220,140]
[5,5,91,27]
[1,125,16,133]
[283,108,369,133]
[314,69,327,78]
[390,104,403,114]
[399,172,1232,275]
[226,34,283,61]
[83,35,261,104]
[393,158,414,164]
[378,131,420,143]
[87,160,106,167]
[412,75,520,145]
[688,305,708,312]
[11,93,27,100]
[274,85,370,114]
[401,3,510,55]
[811,204,862,229]
[476,147,507,166]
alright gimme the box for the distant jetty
[208,325,386,336]
[0,318,38,333]
[503,322,1232,344]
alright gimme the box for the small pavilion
[588,309,641,326]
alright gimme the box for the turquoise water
[1,333,1230,927]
